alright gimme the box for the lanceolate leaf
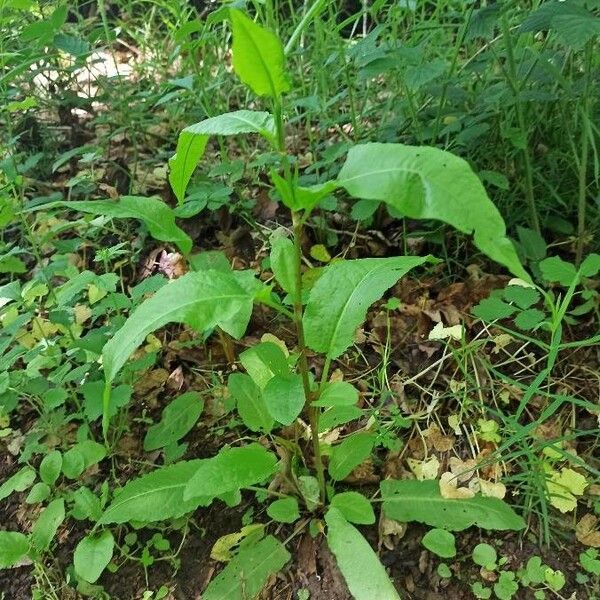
[337,143,530,281]
[328,432,376,481]
[304,257,431,358]
[143,391,204,451]
[381,479,525,531]
[184,444,278,501]
[99,460,213,525]
[202,534,290,600]
[169,110,276,204]
[102,270,254,382]
[34,197,192,255]
[325,508,400,600]
[73,531,114,583]
[228,373,274,433]
[270,235,297,296]
[229,9,290,98]
[31,498,65,552]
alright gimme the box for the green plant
[26,8,531,596]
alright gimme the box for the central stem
[273,97,326,502]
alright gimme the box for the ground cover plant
[0,1,599,599]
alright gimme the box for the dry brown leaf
[439,471,475,499]
[425,425,455,452]
[448,456,477,483]
[407,455,440,481]
[576,514,600,547]
[478,479,507,499]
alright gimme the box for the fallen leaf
[407,456,440,481]
[576,514,600,547]
[478,479,506,499]
[439,471,475,499]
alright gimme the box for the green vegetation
[0,1,598,598]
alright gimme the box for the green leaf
[552,12,600,50]
[304,257,430,359]
[539,256,577,286]
[514,308,545,331]
[26,482,51,504]
[270,235,297,296]
[62,447,85,479]
[144,391,204,451]
[103,270,254,382]
[503,285,540,309]
[325,508,400,600]
[267,497,300,523]
[337,143,529,281]
[313,381,359,407]
[472,297,517,321]
[0,531,29,568]
[184,444,278,501]
[229,10,289,98]
[330,492,375,525]
[228,373,274,433]
[381,479,525,531]
[169,111,276,204]
[0,466,36,501]
[35,197,192,255]
[422,529,456,558]
[472,543,497,569]
[263,373,305,425]
[99,460,212,525]
[580,253,600,278]
[239,342,290,389]
[31,498,65,552]
[298,476,320,511]
[74,531,114,583]
[202,534,290,600]
[329,433,376,481]
[270,172,338,212]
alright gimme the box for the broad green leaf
[144,391,204,451]
[0,531,29,568]
[184,444,278,501]
[103,270,254,382]
[337,143,530,281]
[99,460,212,525]
[31,498,65,552]
[304,257,430,358]
[202,534,290,600]
[0,466,36,501]
[267,497,300,523]
[62,447,85,479]
[325,508,400,600]
[540,256,578,286]
[330,492,375,524]
[228,373,273,433]
[422,529,456,558]
[263,373,305,425]
[74,531,114,583]
[381,479,525,531]
[33,197,192,255]
[472,297,517,321]
[313,381,359,407]
[329,432,376,481]
[239,342,290,389]
[270,235,297,296]
[472,543,497,569]
[580,253,600,278]
[229,9,289,98]
[169,111,276,204]
[26,483,51,504]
